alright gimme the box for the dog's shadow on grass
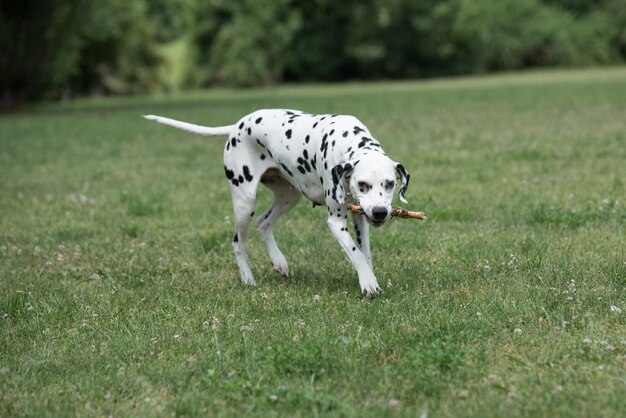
[253,263,376,298]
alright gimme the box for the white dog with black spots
[144,109,410,296]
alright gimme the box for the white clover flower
[610,305,622,314]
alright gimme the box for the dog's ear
[395,163,410,204]
[331,161,354,205]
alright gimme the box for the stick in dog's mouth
[347,204,428,221]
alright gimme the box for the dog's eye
[358,181,371,193]
[384,181,394,190]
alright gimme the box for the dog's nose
[371,207,388,220]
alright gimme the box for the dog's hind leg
[229,174,261,286]
[257,176,302,277]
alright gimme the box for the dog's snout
[371,207,388,220]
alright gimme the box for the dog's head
[332,154,410,227]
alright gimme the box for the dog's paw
[273,263,289,277]
[361,283,383,298]
[239,272,257,286]
[271,255,289,277]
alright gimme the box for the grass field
[1,68,625,417]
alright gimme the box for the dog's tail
[143,114,234,136]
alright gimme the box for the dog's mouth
[365,215,386,228]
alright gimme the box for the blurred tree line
[1,0,625,109]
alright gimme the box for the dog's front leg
[327,207,382,296]
[351,212,372,269]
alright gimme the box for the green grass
[1,67,626,417]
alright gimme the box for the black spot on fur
[331,162,352,185]
[239,122,244,129]
[260,154,266,160]
[297,166,306,174]
[242,166,253,182]
[313,122,318,128]
[343,131,348,137]
[238,175,244,183]
[358,136,372,148]
[247,127,251,135]
[233,233,238,242]
[285,129,292,139]
[231,137,237,148]
[280,163,294,177]
[303,149,308,159]
[224,166,235,180]
[255,117,263,124]
[353,126,365,135]
[305,135,310,144]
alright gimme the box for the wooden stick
[348,204,428,220]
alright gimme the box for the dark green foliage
[452,0,620,71]
[147,0,194,43]
[187,0,626,86]
[67,0,164,96]
[2,0,626,105]
[0,0,164,108]
[0,0,89,108]
[187,0,301,87]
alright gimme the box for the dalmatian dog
[144,109,410,296]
